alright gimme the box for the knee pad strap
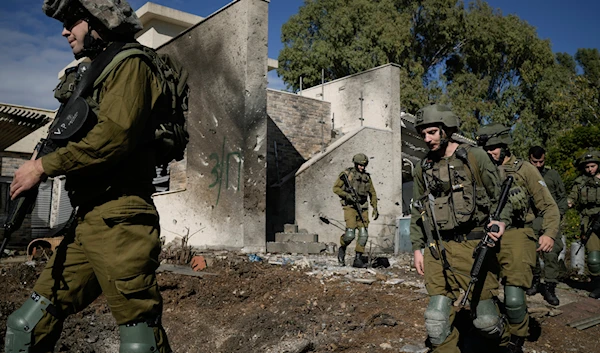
[119,322,158,353]
[5,292,54,352]
[588,251,600,274]
[473,299,505,339]
[357,227,368,247]
[424,295,452,346]
[504,286,527,324]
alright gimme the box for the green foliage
[562,208,581,246]
[278,0,600,178]
[546,125,600,190]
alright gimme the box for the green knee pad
[119,322,158,353]
[588,251,600,275]
[341,228,356,246]
[472,299,505,339]
[5,292,54,353]
[424,295,452,346]
[357,227,368,247]
[504,286,527,324]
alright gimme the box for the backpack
[94,43,190,166]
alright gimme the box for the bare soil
[1,253,599,353]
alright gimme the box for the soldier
[411,105,510,352]
[5,1,171,352]
[476,124,560,353]
[333,153,379,268]
[527,146,568,305]
[568,149,600,299]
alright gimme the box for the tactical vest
[499,158,532,225]
[576,175,600,216]
[422,145,491,231]
[341,167,371,207]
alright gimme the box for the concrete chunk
[283,223,299,233]
[275,232,318,242]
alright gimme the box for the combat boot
[352,252,367,268]
[540,282,560,306]
[338,246,346,266]
[525,275,540,296]
[506,335,525,353]
[590,276,600,299]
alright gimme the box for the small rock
[380,342,393,349]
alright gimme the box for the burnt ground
[0,252,599,353]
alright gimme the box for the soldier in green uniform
[568,149,600,299]
[5,1,171,352]
[333,153,378,268]
[411,105,510,353]
[527,146,568,305]
[476,124,560,353]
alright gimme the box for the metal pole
[359,91,364,126]
[299,76,303,96]
[321,68,324,101]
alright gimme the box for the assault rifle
[576,212,600,255]
[0,42,127,260]
[340,173,366,226]
[461,175,514,306]
[0,141,53,259]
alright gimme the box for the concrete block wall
[152,0,268,252]
[267,89,332,160]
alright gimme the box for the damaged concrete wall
[295,127,403,252]
[300,64,401,135]
[152,0,268,252]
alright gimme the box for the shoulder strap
[93,47,152,88]
[463,144,483,187]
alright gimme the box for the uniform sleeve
[368,176,378,209]
[526,163,560,239]
[42,57,160,177]
[568,178,581,207]
[410,164,426,251]
[333,171,347,199]
[549,170,568,216]
[473,148,513,225]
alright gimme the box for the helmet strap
[75,20,107,60]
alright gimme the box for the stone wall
[267,89,331,160]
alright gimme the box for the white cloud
[0,6,72,109]
[267,70,291,92]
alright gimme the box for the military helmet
[475,123,512,147]
[353,153,369,166]
[577,150,600,167]
[43,0,142,34]
[414,104,460,132]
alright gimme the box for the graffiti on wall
[209,137,242,206]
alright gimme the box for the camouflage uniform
[333,153,378,267]
[529,166,567,301]
[5,1,171,352]
[476,124,560,352]
[568,150,600,298]
[411,105,511,353]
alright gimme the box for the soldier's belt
[439,230,485,242]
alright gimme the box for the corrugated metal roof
[0,104,53,151]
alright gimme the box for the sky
[0,0,598,110]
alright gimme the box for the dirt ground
[1,252,599,353]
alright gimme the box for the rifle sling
[49,42,128,140]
